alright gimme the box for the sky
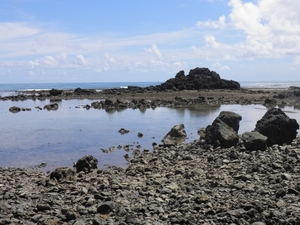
[0,0,300,83]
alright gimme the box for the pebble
[2,137,300,224]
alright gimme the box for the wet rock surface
[2,137,300,224]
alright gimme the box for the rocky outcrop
[162,124,187,146]
[49,89,63,96]
[152,67,240,91]
[254,108,299,146]
[74,88,97,96]
[74,155,98,173]
[50,167,75,182]
[204,111,242,148]
[43,103,59,110]
[241,131,268,151]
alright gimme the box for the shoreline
[1,87,300,223]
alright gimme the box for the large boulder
[204,111,242,148]
[217,111,242,133]
[241,131,268,151]
[153,68,240,91]
[74,155,98,173]
[50,167,75,182]
[162,124,187,146]
[254,108,299,146]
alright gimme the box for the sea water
[1,81,300,171]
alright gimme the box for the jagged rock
[49,89,62,96]
[204,111,242,148]
[154,67,240,91]
[43,103,59,110]
[162,124,187,146]
[50,167,75,182]
[217,111,242,133]
[9,106,21,113]
[241,131,268,150]
[254,108,299,146]
[205,118,239,148]
[74,155,98,173]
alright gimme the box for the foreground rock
[2,136,300,224]
[255,108,299,146]
[204,111,242,148]
[162,123,187,146]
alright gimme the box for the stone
[162,124,187,146]
[241,131,268,150]
[119,128,130,134]
[74,155,98,173]
[43,103,59,110]
[9,106,21,113]
[49,89,62,96]
[50,167,75,182]
[205,118,239,148]
[254,108,299,146]
[217,111,242,133]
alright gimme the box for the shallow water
[0,99,300,171]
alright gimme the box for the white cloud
[197,15,227,28]
[145,44,162,59]
[76,55,87,65]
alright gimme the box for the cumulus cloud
[145,44,162,59]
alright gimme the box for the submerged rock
[43,103,59,110]
[9,106,21,113]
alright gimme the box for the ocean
[1,81,300,171]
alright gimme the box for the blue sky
[0,0,300,83]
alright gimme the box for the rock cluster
[2,135,300,224]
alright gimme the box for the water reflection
[0,100,300,171]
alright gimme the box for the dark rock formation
[9,106,21,113]
[204,111,242,148]
[254,108,299,146]
[152,67,240,91]
[241,131,268,150]
[43,103,59,110]
[74,88,97,95]
[50,167,75,182]
[74,155,98,173]
[49,89,62,96]
[217,111,242,133]
[162,124,187,146]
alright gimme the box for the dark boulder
[74,155,98,173]
[154,67,240,91]
[50,167,75,182]
[43,103,59,110]
[49,89,62,96]
[9,106,21,113]
[217,111,242,133]
[204,111,242,148]
[241,131,268,151]
[254,108,299,146]
[162,124,187,146]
